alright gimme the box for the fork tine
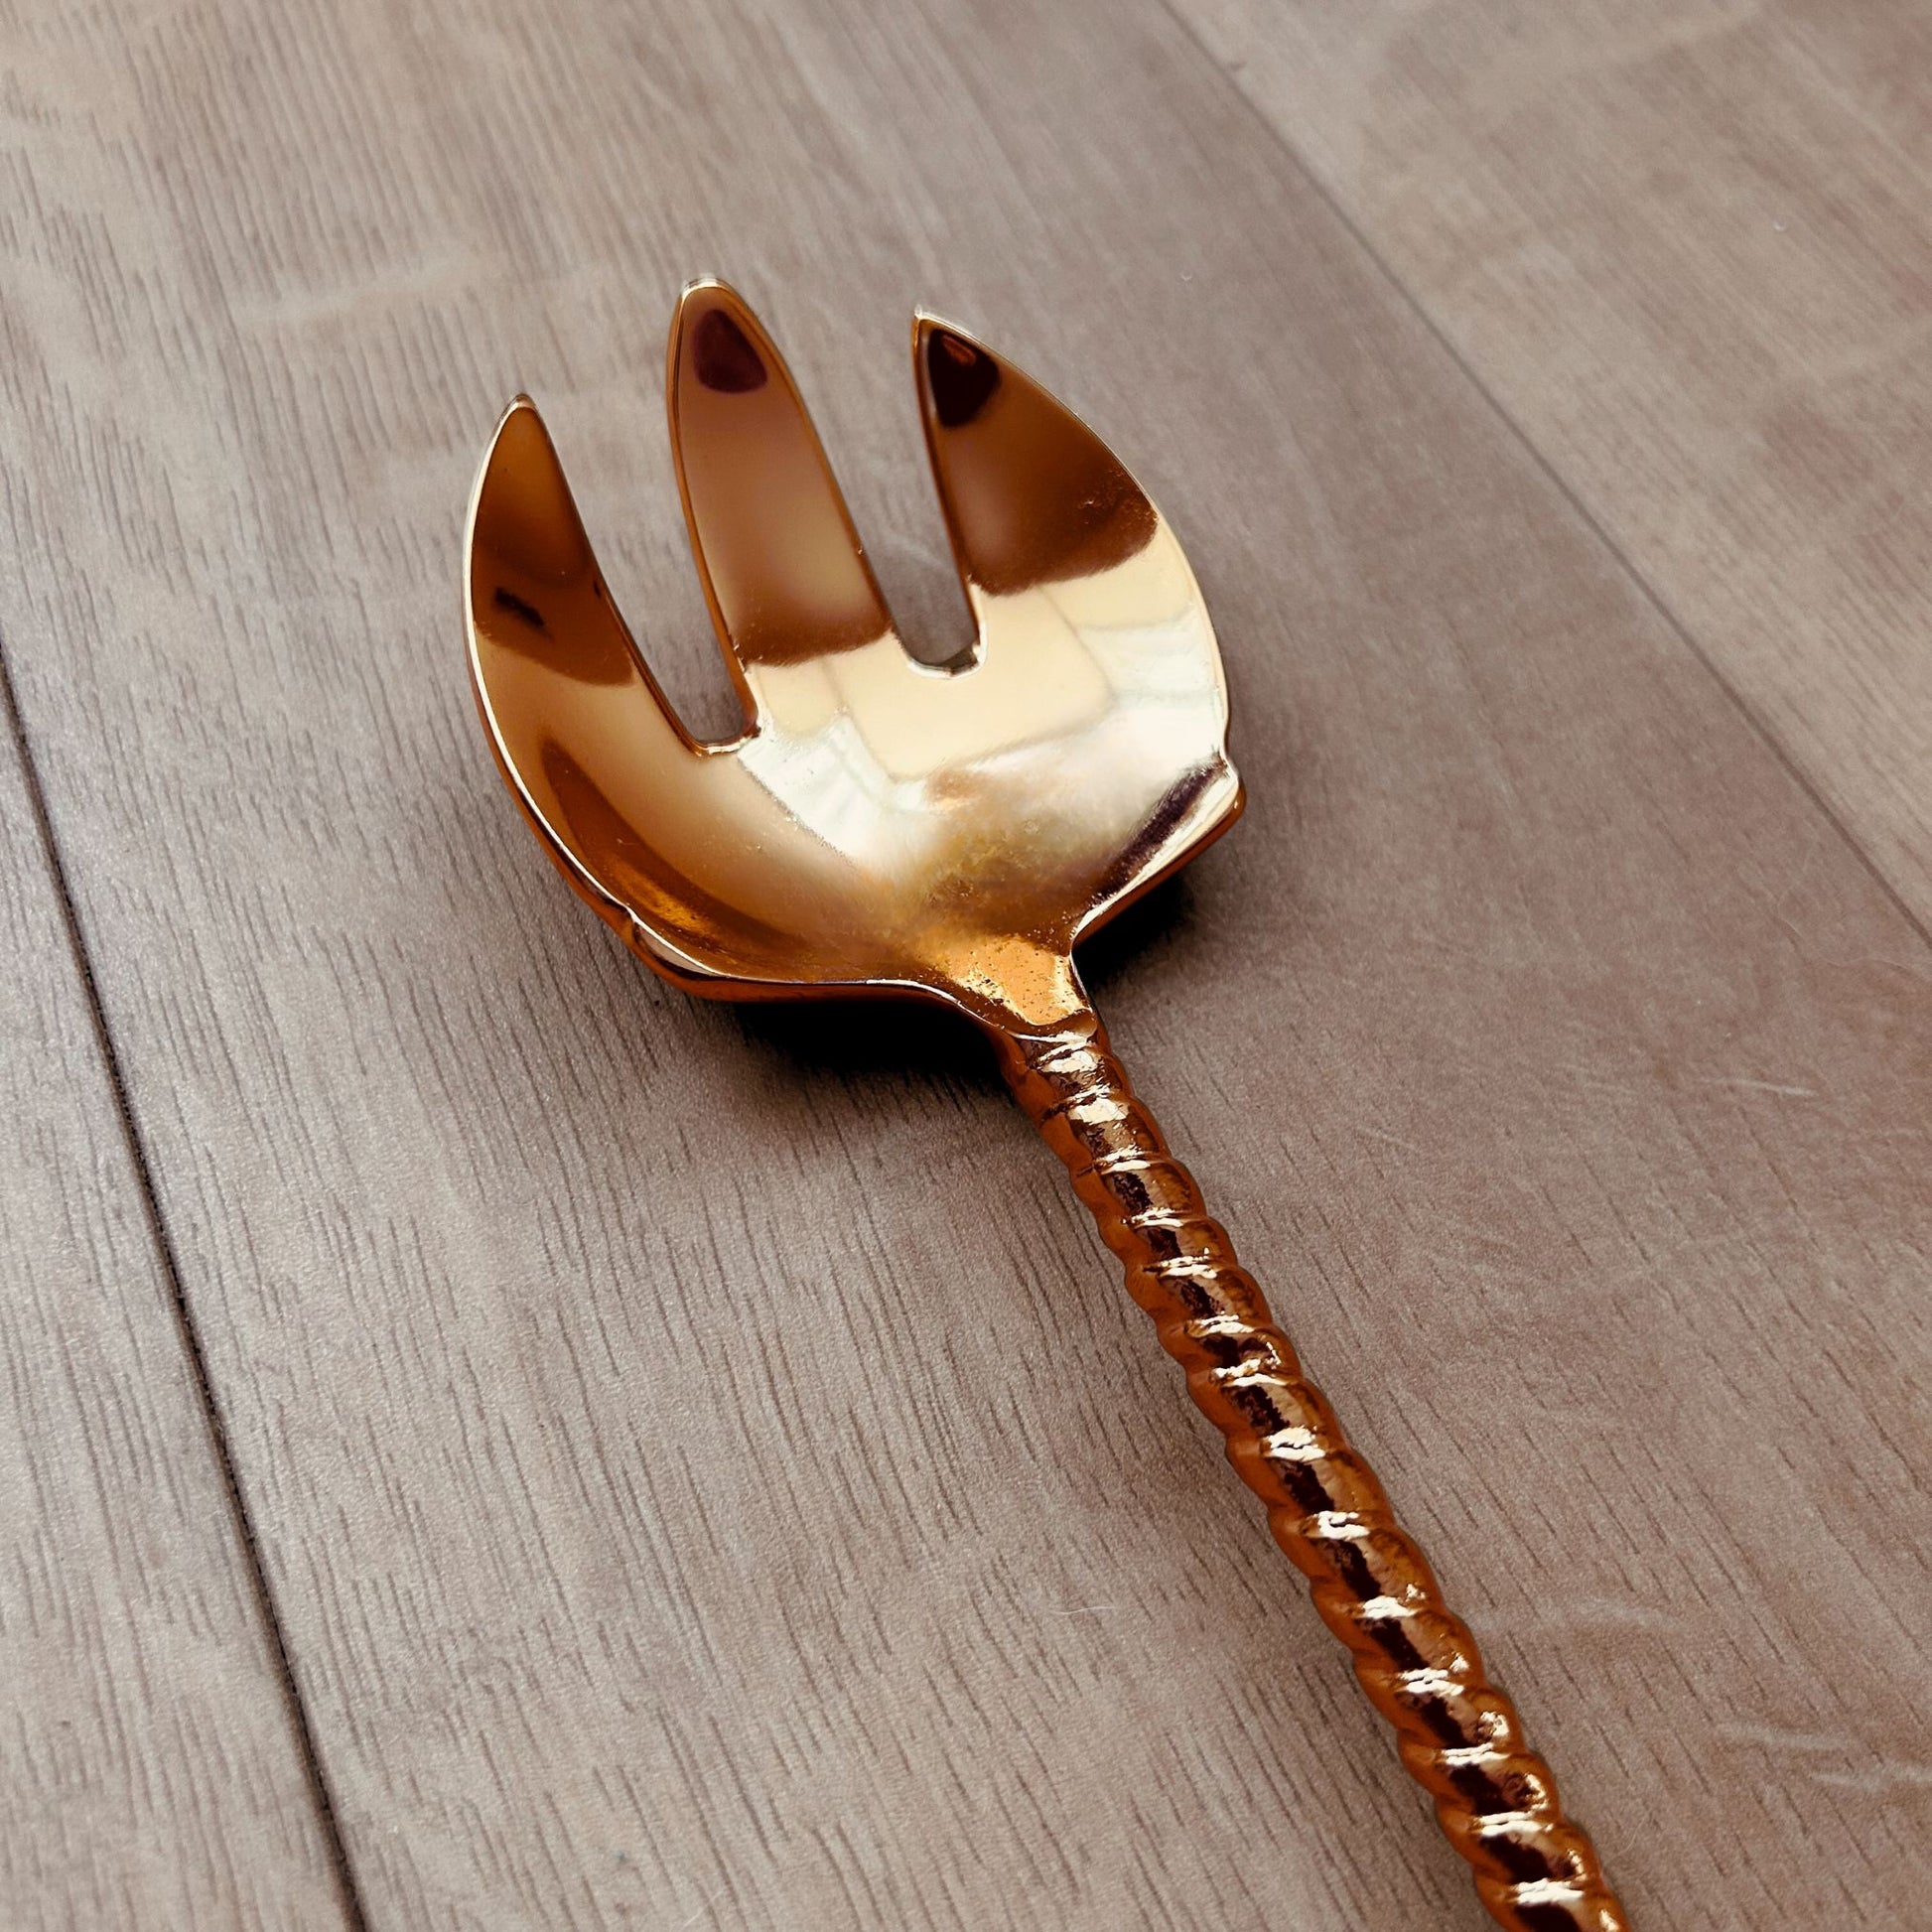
[912,313,1163,621]
[467,395,700,923]
[468,394,692,743]
[668,280,896,725]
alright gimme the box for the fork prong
[668,280,896,725]
[467,395,700,920]
[468,395,691,740]
[912,313,1162,616]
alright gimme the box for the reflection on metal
[466,281,1625,1932]
[469,279,1238,1031]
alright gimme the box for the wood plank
[0,689,350,1927]
[2,0,1927,1926]
[1177,0,1932,927]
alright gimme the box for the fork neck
[940,935,1091,1035]
[987,1006,1140,1171]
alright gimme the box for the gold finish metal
[466,280,1627,1931]
[469,279,1238,1034]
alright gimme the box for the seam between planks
[1153,0,1932,961]
[0,635,373,1932]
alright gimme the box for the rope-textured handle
[994,1009,1627,1932]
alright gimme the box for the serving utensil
[465,278,1626,1931]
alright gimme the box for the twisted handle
[993,1009,1626,1932]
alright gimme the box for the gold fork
[465,279,1627,1932]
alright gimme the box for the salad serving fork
[465,279,1626,1931]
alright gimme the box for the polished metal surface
[466,282,1626,1932]
[468,278,1240,1033]
[998,1013,1627,1932]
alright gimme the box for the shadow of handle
[991,1008,1628,1932]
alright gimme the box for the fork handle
[993,1008,1627,1932]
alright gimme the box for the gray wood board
[1181,0,1932,929]
[1,0,1926,1925]
[0,683,348,1926]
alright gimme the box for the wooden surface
[1181,0,1932,928]
[1,2,1927,1927]
[0,682,348,1928]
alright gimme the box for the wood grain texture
[0,696,348,1927]
[1177,0,1932,929]
[1,0,1928,1927]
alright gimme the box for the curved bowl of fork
[466,281,1242,1033]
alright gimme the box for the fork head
[467,281,1241,1033]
